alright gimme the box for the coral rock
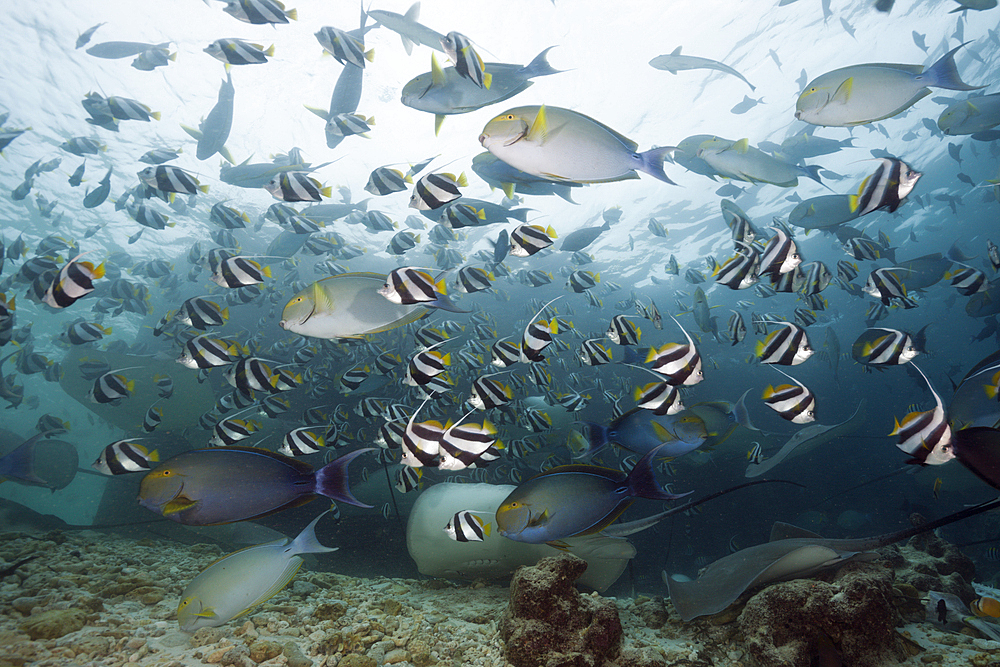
[18,608,86,640]
[500,554,622,667]
[737,561,906,667]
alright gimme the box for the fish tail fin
[289,510,339,555]
[924,42,985,91]
[315,448,374,508]
[798,163,824,186]
[520,46,562,79]
[637,146,678,185]
[627,443,693,500]
[431,293,471,314]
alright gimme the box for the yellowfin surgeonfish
[177,511,336,632]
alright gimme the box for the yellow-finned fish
[280,273,428,339]
[795,44,984,127]
[177,511,336,632]
[479,105,677,185]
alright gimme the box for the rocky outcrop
[737,561,906,667]
[500,554,622,667]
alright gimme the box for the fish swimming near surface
[649,46,756,91]
[479,105,677,185]
[795,43,985,126]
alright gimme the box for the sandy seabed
[1,530,999,667]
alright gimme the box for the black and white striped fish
[755,321,813,366]
[279,426,331,456]
[509,224,556,257]
[365,166,411,196]
[520,298,560,363]
[945,265,987,296]
[43,252,105,309]
[107,96,160,122]
[444,510,490,542]
[456,266,493,293]
[396,466,422,493]
[88,369,135,404]
[727,310,746,346]
[405,343,451,387]
[138,165,208,195]
[578,338,613,366]
[468,372,513,410]
[491,339,520,367]
[225,357,277,396]
[634,381,683,416]
[441,32,491,89]
[315,25,373,68]
[176,335,240,369]
[714,241,760,290]
[606,314,641,346]
[863,267,917,308]
[211,256,271,288]
[177,297,229,329]
[92,440,158,475]
[892,363,954,466]
[646,315,703,385]
[837,260,859,282]
[846,237,884,261]
[142,402,164,433]
[801,261,832,295]
[209,417,261,446]
[409,172,467,210]
[61,321,110,345]
[223,0,296,25]
[759,227,801,278]
[327,113,374,138]
[265,171,331,202]
[850,157,921,216]
[854,328,919,366]
[439,413,498,470]
[401,401,444,468]
[762,368,816,423]
[205,38,274,66]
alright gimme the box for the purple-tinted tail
[315,448,374,508]
[627,442,692,501]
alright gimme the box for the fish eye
[504,114,516,120]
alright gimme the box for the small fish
[755,321,813,366]
[42,252,105,309]
[646,315,703,385]
[177,335,240,369]
[280,427,330,457]
[438,414,498,470]
[850,158,922,216]
[93,440,158,475]
[607,314,641,346]
[665,255,680,275]
[315,25,373,68]
[178,297,229,330]
[327,112,375,138]
[520,299,560,363]
[378,267,464,312]
[714,241,760,290]
[211,256,271,288]
[445,510,490,542]
[566,270,600,293]
[409,172,467,210]
[988,240,1000,271]
[759,227,801,278]
[762,368,816,424]
[205,38,273,66]
[441,32,490,89]
[578,338,613,366]
[634,380,683,416]
[892,364,954,466]
[727,310,747,346]
[863,267,917,308]
[222,0,297,25]
[468,373,513,410]
[265,172,331,202]
[89,368,136,404]
[932,477,943,501]
[836,260,859,282]
[142,402,164,433]
[945,265,988,296]
[747,442,764,465]
[684,268,706,284]
[396,466,422,493]
[138,165,208,195]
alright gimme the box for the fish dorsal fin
[311,281,334,313]
[672,46,682,55]
[527,105,549,143]
[832,77,853,104]
[430,53,446,87]
[732,138,750,154]
[405,2,420,21]
[769,521,822,541]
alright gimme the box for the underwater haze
[3,0,1000,638]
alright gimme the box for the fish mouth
[284,304,316,329]
[478,132,489,146]
[794,110,803,120]
[503,122,530,147]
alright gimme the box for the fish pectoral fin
[651,422,677,442]
[528,509,549,528]
[546,540,571,551]
[526,105,549,144]
[162,496,197,515]
[832,77,853,104]
[194,608,218,619]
